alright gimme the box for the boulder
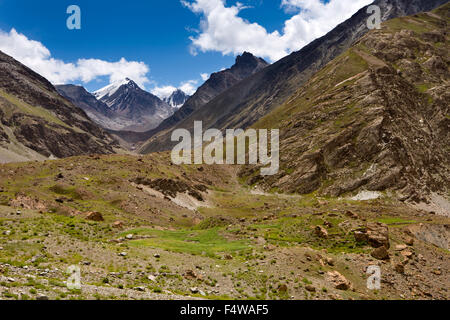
[371,246,390,260]
[278,284,288,293]
[326,271,351,291]
[315,226,329,238]
[85,211,104,222]
[112,221,124,229]
[366,223,390,249]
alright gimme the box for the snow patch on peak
[93,78,136,101]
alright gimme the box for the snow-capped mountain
[91,78,174,132]
[163,89,190,109]
[93,78,136,101]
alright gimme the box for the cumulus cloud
[0,28,150,88]
[151,85,178,99]
[151,80,199,99]
[200,73,209,81]
[152,79,200,99]
[179,80,199,95]
[183,0,373,62]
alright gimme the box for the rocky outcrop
[139,52,268,153]
[240,4,450,202]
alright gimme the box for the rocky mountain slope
[0,50,117,163]
[139,52,268,151]
[92,78,173,132]
[140,0,449,154]
[163,89,190,109]
[240,4,449,211]
[55,84,119,129]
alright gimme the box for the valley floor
[0,154,448,300]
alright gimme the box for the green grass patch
[124,227,249,258]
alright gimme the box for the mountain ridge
[139,0,449,154]
[0,50,118,162]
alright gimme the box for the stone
[224,254,233,260]
[184,270,198,280]
[36,295,49,300]
[278,284,288,293]
[366,223,390,249]
[371,246,390,260]
[433,270,442,275]
[190,287,199,294]
[148,275,157,282]
[126,234,134,240]
[305,285,316,292]
[112,221,124,229]
[395,244,407,251]
[84,211,104,222]
[401,250,414,259]
[154,253,161,258]
[405,237,414,246]
[134,286,146,292]
[394,263,405,274]
[354,230,368,243]
[345,211,359,219]
[314,226,328,238]
[119,252,127,257]
[326,257,335,266]
[326,271,351,291]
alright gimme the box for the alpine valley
[0,0,448,301]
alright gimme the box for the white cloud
[152,79,199,99]
[151,85,178,99]
[0,28,150,88]
[200,73,209,81]
[179,80,199,95]
[183,0,373,62]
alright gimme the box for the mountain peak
[164,89,190,109]
[93,78,140,100]
[234,52,268,69]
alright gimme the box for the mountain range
[139,0,449,153]
[0,0,448,301]
[0,0,447,203]
[58,78,176,132]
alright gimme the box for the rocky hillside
[0,50,118,163]
[241,4,449,210]
[55,84,118,129]
[139,52,268,152]
[139,0,448,154]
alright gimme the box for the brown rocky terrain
[241,5,450,212]
[0,154,448,300]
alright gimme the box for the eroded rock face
[132,177,206,202]
[240,7,450,202]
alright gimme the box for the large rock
[84,212,104,222]
[371,246,390,260]
[315,226,329,238]
[366,223,390,249]
[326,271,352,291]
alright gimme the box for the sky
[0,0,372,98]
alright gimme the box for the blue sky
[0,0,372,97]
